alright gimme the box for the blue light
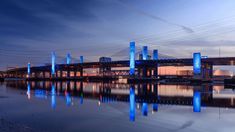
[66,93,71,106]
[142,103,148,116]
[35,89,47,99]
[142,46,148,60]
[27,83,30,94]
[193,91,201,112]
[153,103,158,111]
[129,42,135,75]
[129,86,135,121]
[80,93,83,104]
[51,84,56,109]
[27,82,30,99]
[80,56,84,63]
[27,63,30,75]
[51,52,56,75]
[153,50,158,60]
[66,53,71,64]
[193,53,201,75]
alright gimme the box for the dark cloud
[0,0,99,40]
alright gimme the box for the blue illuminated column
[153,50,158,60]
[66,53,71,77]
[51,52,56,76]
[193,52,201,75]
[193,91,201,112]
[142,46,148,60]
[142,103,148,116]
[129,42,135,76]
[66,53,71,64]
[129,86,135,121]
[27,62,30,77]
[51,83,56,109]
[80,56,84,63]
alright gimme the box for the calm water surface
[1,81,235,132]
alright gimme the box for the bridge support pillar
[202,63,213,80]
[67,71,70,78]
[129,42,135,76]
[142,46,148,60]
[60,70,63,78]
[74,70,77,77]
[80,68,83,77]
[27,62,30,78]
[51,52,56,78]
[55,71,58,78]
[193,52,201,79]
[153,50,158,78]
[143,67,147,78]
[153,67,158,78]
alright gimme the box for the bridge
[4,42,235,82]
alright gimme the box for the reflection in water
[193,91,201,112]
[27,82,30,100]
[80,93,83,104]
[153,103,158,112]
[5,80,235,122]
[51,83,56,109]
[65,91,72,106]
[80,82,84,104]
[129,86,135,122]
[142,103,148,116]
[35,89,47,99]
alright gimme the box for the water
[1,81,235,132]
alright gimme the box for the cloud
[117,0,194,34]
[0,0,99,41]
[164,39,235,47]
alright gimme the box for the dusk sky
[1,0,235,70]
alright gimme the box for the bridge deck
[5,57,235,73]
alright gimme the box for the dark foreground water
[1,81,235,132]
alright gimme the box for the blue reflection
[129,87,135,121]
[153,103,158,112]
[193,52,201,75]
[80,93,83,104]
[51,84,56,109]
[27,82,30,99]
[66,93,71,106]
[129,42,135,75]
[193,91,201,112]
[142,103,148,116]
[35,90,47,99]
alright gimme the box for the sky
[1,0,235,70]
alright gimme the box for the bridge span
[3,42,235,82]
[5,57,235,81]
